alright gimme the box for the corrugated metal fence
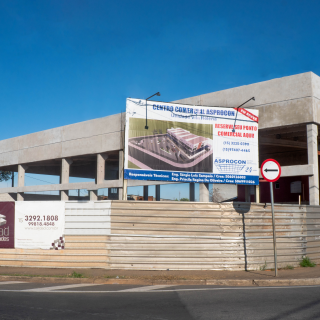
[0,201,319,270]
[108,201,320,270]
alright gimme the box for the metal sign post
[269,181,278,277]
[261,159,281,277]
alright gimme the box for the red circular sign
[261,159,281,182]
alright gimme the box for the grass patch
[70,271,83,278]
[0,272,87,279]
[0,273,69,278]
[300,256,316,267]
[284,265,294,270]
[260,261,267,271]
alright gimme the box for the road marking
[119,285,174,292]
[0,284,319,293]
[23,283,102,292]
[0,281,25,285]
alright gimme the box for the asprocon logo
[214,158,247,165]
[0,214,6,227]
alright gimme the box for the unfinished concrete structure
[0,72,319,204]
[176,72,320,205]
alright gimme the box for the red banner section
[234,108,259,123]
[0,202,14,248]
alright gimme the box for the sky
[0,0,319,199]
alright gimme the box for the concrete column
[61,190,68,201]
[17,164,27,201]
[156,185,160,201]
[89,190,98,201]
[189,183,195,202]
[61,158,72,184]
[119,151,124,180]
[118,187,123,201]
[118,150,124,200]
[255,185,260,203]
[61,158,72,201]
[307,124,319,205]
[122,180,127,200]
[97,153,108,184]
[244,185,250,202]
[143,186,148,201]
[18,165,26,187]
[199,183,209,202]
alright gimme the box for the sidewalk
[0,265,319,286]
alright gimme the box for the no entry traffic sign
[261,159,281,182]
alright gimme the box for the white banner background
[15,202,65,249]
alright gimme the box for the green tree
[0,171,11,182]
[180,198,189,201]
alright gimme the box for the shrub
[300,256,316,267]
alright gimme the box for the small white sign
[15,202,65,250]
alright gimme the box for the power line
[25,174,56,184]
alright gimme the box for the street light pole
[232,97,255,132]
[145,92,161,129]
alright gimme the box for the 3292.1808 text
[25,215,59,221]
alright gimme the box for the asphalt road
[0,282,320,319]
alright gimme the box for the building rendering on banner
[166,128,212,156]
[0,72,319,205]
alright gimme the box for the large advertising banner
[0,202,14,248]
[124,98,259,185]
[15,202,65,250]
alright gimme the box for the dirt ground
[0,265,319,280]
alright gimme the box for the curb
[0,275,319,287]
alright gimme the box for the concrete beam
[127,180,178,187]
[259,164,314,178]
[0,113,125,167]
[174,73,315,129]
[259,137,307,149]
[307,124,319,205]
[0,179,123,194]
